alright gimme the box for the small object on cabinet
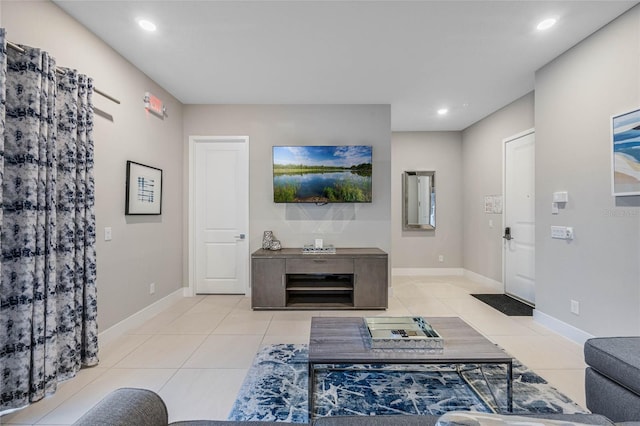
[262,231,274,249]
[270,240,282,250]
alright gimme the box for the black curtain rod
[7,40,121,105]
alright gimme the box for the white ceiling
[53,1,637,131]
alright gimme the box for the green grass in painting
[324,180,371,202]
[274,183,300,202]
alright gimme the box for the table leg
[308,362,315,420]
[507,361,513,412]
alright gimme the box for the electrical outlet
[570,299,579,315]
[438,255,444,262]
[150,283,156,295]
[104,227,112,241]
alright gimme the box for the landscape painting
[612,108,640,196]
[273,146,372,203]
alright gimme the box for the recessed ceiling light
[537,18,557,31]
[437,108,449,116]
[138,19,157,32]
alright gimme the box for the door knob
[234,234,246,240]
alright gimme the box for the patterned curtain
[0,28,99,411]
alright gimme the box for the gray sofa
[72,388,622,426]
[584,337,640,422]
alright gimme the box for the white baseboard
[392,267,464,276]
[98,287,187,349]
[533,310,594,346]
[463,269,503,292]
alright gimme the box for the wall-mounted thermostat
[553,191,569,203]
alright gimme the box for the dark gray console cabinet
[251,248,388,310]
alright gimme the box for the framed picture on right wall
[612,108,640,196]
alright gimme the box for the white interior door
[504,130,535,305]
[191,136,248,294]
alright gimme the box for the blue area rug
[228,344,586,423]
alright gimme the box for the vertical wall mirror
[403,171,435,230]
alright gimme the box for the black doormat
[471,294,533,316]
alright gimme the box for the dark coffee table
[308,316,513,418]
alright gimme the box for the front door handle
[503,227,512,241]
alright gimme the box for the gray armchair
[584,337,640,422]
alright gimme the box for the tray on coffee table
[365,316,443,349]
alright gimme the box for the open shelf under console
[286,273,354,307]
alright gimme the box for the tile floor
[1,275,587,425]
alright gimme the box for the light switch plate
[551,226,573,240]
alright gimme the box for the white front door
[190,136,249,294]
[503,130,535,305]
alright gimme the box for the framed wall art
[612,108,640,196]
[125,161,163,215]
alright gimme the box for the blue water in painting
[613,129,640,143]
[613,129,640,163]
[274,171,371,200]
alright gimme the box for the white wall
[391,132,463,270]
[182,105,391,288]
[1,1,185,330]
[535,6,640,336]
[6,0,639,340]
[461,92,535,282]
